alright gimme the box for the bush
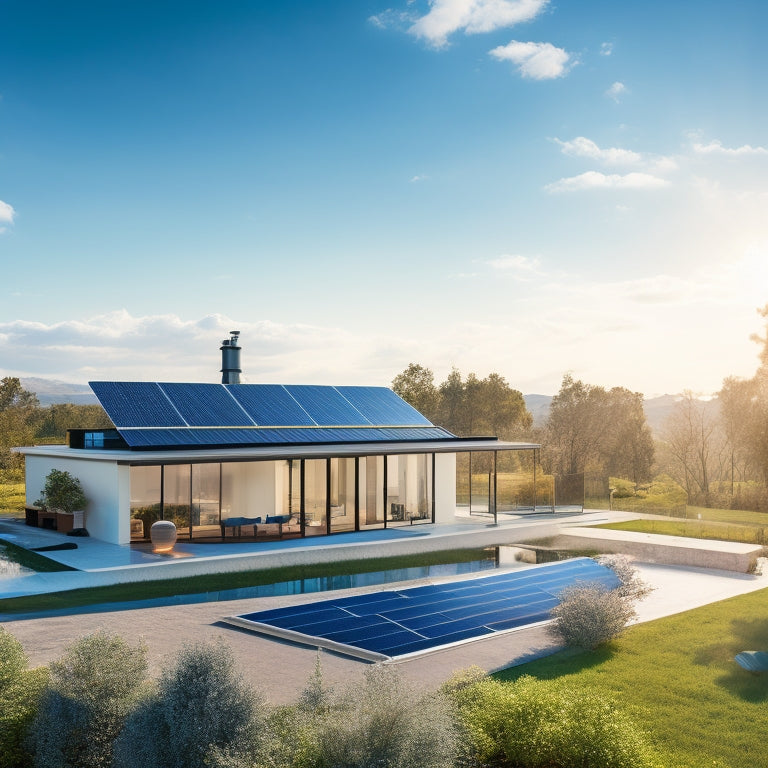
[548,583,636,649]
[597,554,654,601]
[312,664,458,768]
[0,627,47,768]
[114,640,267,768]
[448,672,659,768]
[34,469,86,513]
[29,631,147,768]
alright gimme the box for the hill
[20,377,99,406]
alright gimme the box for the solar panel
[228,558,620,660]
[336,386,432,426]
[90,381,455,449]
[89,382,185,428]
[284,385,372,426]
[227,385,316,426]
[159,383,254,427]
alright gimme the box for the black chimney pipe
[220,331,241,384]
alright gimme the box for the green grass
[594,518,768,545]
[494,589,768,768]
[0,482,25,516]
[0,540,76,573]
[686,505,768,526]
[0,547,492,615]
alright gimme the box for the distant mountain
[523,394,552,428]
[20,378,98,406]
[523,392,715,435]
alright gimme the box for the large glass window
[359,455,384,528]
[330,457,356,532]
[163,464,191,533]
[387,454,432,525]
[192,463,221,537]
[129,466,161,539]
[304,459,327,535]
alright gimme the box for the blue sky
[1,0,767,396]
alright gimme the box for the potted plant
[35,469,87,533]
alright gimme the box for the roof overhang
[15,438,541,466]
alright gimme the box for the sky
[1,0,767,397]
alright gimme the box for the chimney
[220,330,241,384]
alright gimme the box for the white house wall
[222,460,279,521]
[25,454,125,545]
[434,452,456,524]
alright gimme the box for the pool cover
[225,558,620,661]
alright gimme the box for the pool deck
[0,509,610,598]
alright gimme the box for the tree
[391,363,439,423]
[545,375,653,482]
[659,392,724,505]
[29,632,147,768]
[0,378,39,470]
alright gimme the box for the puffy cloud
[545,171,669,192]
[692,139,768,157]
[600,42,613,56]
[0,199,15,231]
[605,81,625,101]
[489,41,572,79]
[409,0,549,47]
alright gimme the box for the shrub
[548,583,636,649]
[34,469,86,513]
[0,627,47,768]
[448,672,659,768]
[313,664,458,768]
[597,554,654,601]
[28,631,147,768]
[114,640,268,768]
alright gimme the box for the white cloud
[485,254,546,280]
[489,41,572,80]
[545,171,670,192]
[0,200,15,226]
[409,174,429,183]
[555,136,642,166]
[692,139,768,157]
[409,0,549,47]
[605,81,625,101]
[600,42,613,56]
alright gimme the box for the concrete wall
[25,454,125,544]
[434,452,456,524]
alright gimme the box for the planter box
[56,512,75,534]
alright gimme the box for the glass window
[192,463,221,534]
[163,464,191,533]
[387,454,432,524]
[129,466,161,539]
[330,457,356,532]
[360,455,384,528]
[304,459,327,535]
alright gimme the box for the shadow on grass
[696,618,768,702]
[494,643,618,682]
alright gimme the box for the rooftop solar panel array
[89,381,454,449]
[231,558,620,660]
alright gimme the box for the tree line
[0,378,111,473]
[392,302,768,510]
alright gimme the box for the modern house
[16,334,541,546]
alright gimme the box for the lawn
[495,588,768,768]
[594,518,768,545]
[0,481,25,516]
[0,546,493,614]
